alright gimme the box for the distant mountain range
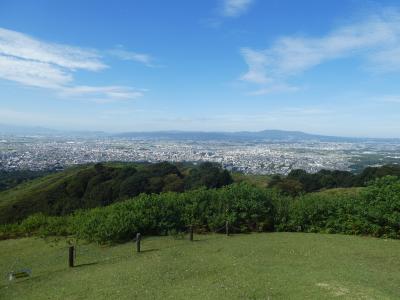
[116,130,341,142]
[115,130,400,143]
[0,124,399,142]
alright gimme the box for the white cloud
[368,46,400,72]
[240,48,269,84]
[247,84,300,96]
[0,27,146,101]
[109,48,154,67]
[222,0,253,17]
[0,27,106,71]
[240,8,400,94]
[59,85,145,103]
[0,54,72,89]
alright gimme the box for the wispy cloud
[222,0,254,17]
[374,95,400,103]
[0,28,106,71]
[0,54,72,89]
[108,47,155,67]
[59,85,146,103]
[246,84,300,96]
[240,8,400,95]
[0,27,146,101]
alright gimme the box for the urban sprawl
[1,136,400,174]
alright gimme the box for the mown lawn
[1,232,399,299]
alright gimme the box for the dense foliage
[278,176,400,238]
[0,169,55,191]
[0,183,276,243]
[0,162,232,224]
[269,164,400,195]
[1,176,399,243]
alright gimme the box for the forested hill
[0,162,232,224]
[1,161,400,225]
[0,169,57,192]
[268,164,400,195]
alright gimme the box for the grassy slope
[0,163,126,207]
[0,162,135,208]
[0,163,141,223]
[1,233,399,299]
[232,173,271,188]
[313,187,364,196]
[0,167,82,222]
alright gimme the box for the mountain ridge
[1,124,399,142]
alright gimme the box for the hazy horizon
[1,0,400,137]
[2,122,400,140]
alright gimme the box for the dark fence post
[136,233,141,253]
[68,246,74,268]
[189,226,194,241]
[225,207,230,236]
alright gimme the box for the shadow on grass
[190,239,208,243]
[0,247,164,288]
[139,248,159,253]
[74,262,99,268]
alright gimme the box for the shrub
[3,176,400,243]
[277,176,400,238]
[70,183,275,244]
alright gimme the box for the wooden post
[136,233,141,253]
[189,226,194,241]
[68,246,74,268]
[225,206,230,236]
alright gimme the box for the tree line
[0,162,232,224]
[268,165,400,195]
[0,169,55,191]
[1,176,399,243]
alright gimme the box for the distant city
[1,128,400,174]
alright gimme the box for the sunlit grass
[1,232,399,299]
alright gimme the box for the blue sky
[1,0,400,137]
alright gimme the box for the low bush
[280,176,400,238]
[71,183,275,243]
[2,176,400,243]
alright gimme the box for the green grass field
[314,187,364,196]
[1,233,399,299]
[231,172,271,188]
